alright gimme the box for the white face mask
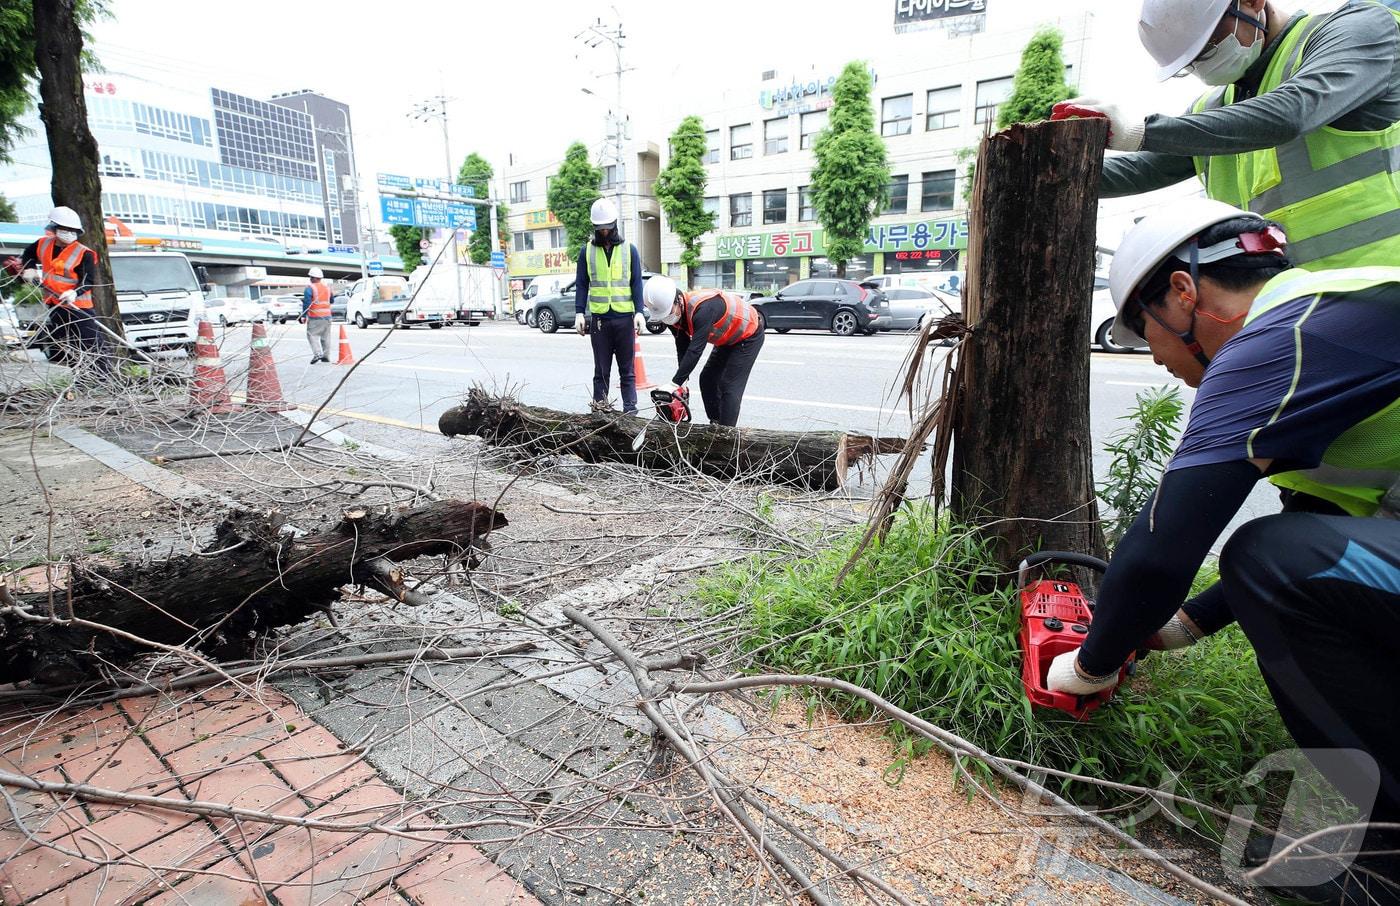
[661,307,681,325]
[55,229,78,244]
[1193,7,1266,86]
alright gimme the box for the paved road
[242,319,1275,544]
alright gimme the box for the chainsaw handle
[1017,551,1110,590]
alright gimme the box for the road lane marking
[360,362,474,376]
[746,395,902,415]
[294,403,428,432]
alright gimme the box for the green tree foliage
[811,62,890,277]
[996,27,1075,128]
[547,142,602,261]
[389,224,423,271]
[654,116,715,289]
[0,192,16,223]
[456,152,510,265]
[1098,386,1185,546]
[0,0,105,163]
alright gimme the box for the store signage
[893,0,988,35]
[716,218,969,260]
[522,209,563,230]
[508,249,575,276]
[760,69,878,115]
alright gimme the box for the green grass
[700,505,1292,831]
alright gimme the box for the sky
[86,0,1340,232]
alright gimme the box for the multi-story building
[658,14,1094,291]
[0,73,359,247]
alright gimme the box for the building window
[729,193,752,227]
[762,188,787,225]
[743,258,800,292]
[549,227,566,248]
[513,231,534,252]
[975,77,1015,125]
[799,110,827,150]
[926,86,961,130]
[695,261,735,289]
[730,124,753,160]
[703,196,719,218]
[798,186,816,222]
[704,130,720,165]
[764,117,789,155]
[601,165,618,189]
[881,94,913,137]
[810,254,875,280]
[509,180,530,204]
[888,175,909,215]
[921,170,956,212]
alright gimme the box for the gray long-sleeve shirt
[1102,3,1400,197]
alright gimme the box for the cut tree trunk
[440,388,908,491]
[950,118,1109,570]
[2,500,506,686]
[33,0,122,343]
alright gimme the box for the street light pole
[578,15,633,243]
[410,95,464,311]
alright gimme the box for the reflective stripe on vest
[1242,266,1400,515]
[683,290,761,346]
[37,236,93,309]
[1190,4,1400,270]
[307,282,332,318]
[586,242,634,314]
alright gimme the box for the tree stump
[951,118,1109,569]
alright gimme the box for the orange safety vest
[681,290,760,346]
[36,236,93,309]
[306,282,332,319]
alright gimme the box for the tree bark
[440,389,907,492]
[2,500,506,685]
[950,118,1108,570]
[32,0,123,342]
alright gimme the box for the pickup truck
[345,275,453,329]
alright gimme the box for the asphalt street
[240,318,1275,544]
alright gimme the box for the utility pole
[577,13,633,243]
[410,94,464,308]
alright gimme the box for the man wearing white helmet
[19,206,109,371]
[574,197,645,414]
[642,275,764,427]
[1053,0,1400,270]
[1047,198,1400,900]
[300,266,334,364]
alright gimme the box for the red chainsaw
[1017,551,1136,720]
[629,386,691,451]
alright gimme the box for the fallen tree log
[2,500,506,686]
[439,388,908,491]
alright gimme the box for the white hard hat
[1108,198,1264,346]
[643,275,679,320]
[590,197,619,226]
[308,267,324,279]
[1138,0,1232,81]
[48,206,82,231]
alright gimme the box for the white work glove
[574,313,587,335]
[633,312,646,335]
[1050,97,1145,153]
[1146,613,1201,651]
[58,289,78,306]
[657,381,679,396]
[20,268,39,286]
[1046,649,1120,696]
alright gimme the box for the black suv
[754,279,891,336]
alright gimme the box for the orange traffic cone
[246,321,294,412]
[188,320,236,414]
[633,338,654,391]
[335,326,355,365]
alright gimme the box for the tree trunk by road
[950,118,1109,570]
[2,500,506,685]
[32,0,123,342]
[440,388,909,492]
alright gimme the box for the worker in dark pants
[1046,199,1400,904]
[574,198,645,415]
[19,205,111,375]
[643,275,764,427]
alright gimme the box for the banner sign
[893,0,987,35]
[522,209,563,230]
[507,249,575,276]
[716,217,969,260]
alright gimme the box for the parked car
[531,281,577,333]
[331,293,348,322]
[1090,278,1145,353]
[259,294,302,324]
[204,297,264,327]
[753,279,890,336]
[882,287,959,331]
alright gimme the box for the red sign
[86,80,117,95]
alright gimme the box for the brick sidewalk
[0,687,542,905]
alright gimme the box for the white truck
[345,274,453,329]
[14,247,205,359]
[407,261,497,326]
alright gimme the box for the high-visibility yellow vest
[586,241,634,315]
[1243,266,1400,515]
[1190,2,1400,270]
